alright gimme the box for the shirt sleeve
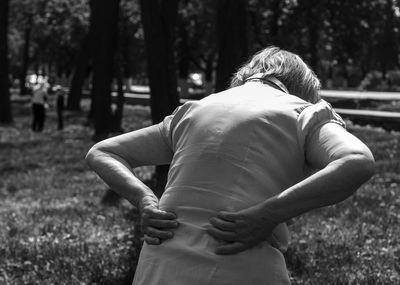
[157,106,181,149]
[297,100,346,154]
[157,102,193,150]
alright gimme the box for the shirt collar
[244,73,289,94]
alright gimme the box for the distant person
[31,82,48,132]
[86,46,375,284]
[55,87,65,130]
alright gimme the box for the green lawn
[0,101,399,284]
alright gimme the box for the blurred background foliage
[1,0,400,133]
[4,0,400,90]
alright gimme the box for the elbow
[85,142,135,170]
[85,144,102,169]
[347,152,375,183]
[328,153,375,204]
[85,147,95,169]
[363,155,375,180]
[358,151,375,180]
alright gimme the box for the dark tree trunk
[177,18,190,79]
[304,0,320,73]
[140,0,180,198]
[215,0,249,92]
[249,6,266,48]
[308,21,319,74]
[68,38,92,111]
[269,0,281,45]
[140,0,180,124]
[120,15,132,86]
[68,39,91,111]
[19,25,31,95]
[111,13,129,133]
[90,0,120,141]
[112,58,125,133]
[177,17,190,98]
[342,64,349,87]
[68,0,95,112]
[0,0,12,124]
[205,54,214,82]
[379,1,397,80]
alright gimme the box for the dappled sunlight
[1,103,399,284]
[286,125,400,283]
[0,105,143,283]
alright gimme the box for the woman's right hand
[139,195,179,245]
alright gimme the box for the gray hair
[230,46,321,103]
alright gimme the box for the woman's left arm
[208,123,375,254]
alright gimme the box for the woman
[86,46,374,284]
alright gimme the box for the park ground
[0,100,399,284]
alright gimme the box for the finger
[143,226,174,240]
[217,211,237,222]
[144,209,177,220]
[209,217,236,231]
[215,242,248,255]
[146,218,179,229]
[207,227,237,241]
[140,196,158,207]
[144,235,161,245]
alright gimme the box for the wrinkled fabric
[132,82,345,285]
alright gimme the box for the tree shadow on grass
[100,187,145,285]
[0,161,41,174]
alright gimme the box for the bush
[359,70,400,91]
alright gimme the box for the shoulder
[298,100,345,128]
[297,100,346,151]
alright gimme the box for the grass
[0,101,399,284]
[286,124,400,284]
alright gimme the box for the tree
[9,0,34,95]
[140,0,180,197]
[215,0,249,92]
[19,16,32,95]
[68,0,94,111]
[178,0,217,94]
[90,0,120,140]
[110,0,143,131]
[301,0,322,72]
[8,0,89,95]
[140,0,180,124]
[119,0,144,89]
[0,0,12,124]
[248,0,287,50]
[285,0,327,75]
[375,0,399,78]
[177,8,191,98]
[320,0,400,87]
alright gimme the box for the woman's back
[133,83,311,285]
[164,83,310,203]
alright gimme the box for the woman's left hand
[207,203,279,255]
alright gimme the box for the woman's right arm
[85,125,178,244]
[208,123,375,254]
[262,123,375,221]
